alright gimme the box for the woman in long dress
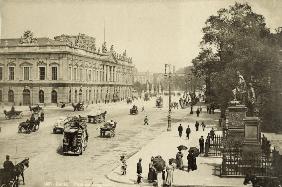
[165,160,174,186]
[148,157,157,182]
[176,150,184,170]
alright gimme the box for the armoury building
[0,31,134,105]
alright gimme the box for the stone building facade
[0,31,134,105]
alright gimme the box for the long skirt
[148,168,157,182]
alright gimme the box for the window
[8,90,14,102]
[80,68,82,81]
[51,90,57,103]
[39,67,46,80]
[9,67,14,80]
[0,90,2,102]
[0,67,2,80]
[73,68,77,80]
[23,67,30,80]
[39,90,44,103]
[52,66,58,80]
[89,70,91,81]
[68,67,72,80]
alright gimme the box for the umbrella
[189,147,200,157]
[177,145,188,151]
[153,155,166,172]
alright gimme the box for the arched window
[89,90,91,102]
[79,89,82,102]
[51,90,57,103]
[8,90,14,103]
[39,90,44,103]
[22,89,31,105]
[74,90,78,103]
[69,89,72,103]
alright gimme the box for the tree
[192,2,280,127]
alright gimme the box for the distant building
[0,31,134,105]
[133,71,154,84]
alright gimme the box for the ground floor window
[74,90,77,103]
[23,89,31,105]
[79,89,82,102]
[69,89,71,103]
[51,90,57,103]
[8,90,14,103]
[39,90,44,103]
[0,90,2,102]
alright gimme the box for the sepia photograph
[0,0,282,186]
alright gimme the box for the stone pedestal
[225,105,248,147]
[242,117,261,160]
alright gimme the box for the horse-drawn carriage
[129,105,138,115]
[18,117,41,134]
[72,102,85,111]
[63,117,88,155]
[3,107,23,120]
[0,158,29,187]
[100,121,116,138]
[87,111,107,124]
[53,116,72,134]
[29,105,42,113]
[156,97,163,108]
[126,98,132,104]
[144,93,150,101]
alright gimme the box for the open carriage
[18,118,41,134]
[129,105,138,115]
[155,97,163,108]
[100,121,116,138]
[87,111,107,124]
[4,107,23,120]
[72,102,85,111]
[63,117,88,155]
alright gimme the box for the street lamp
[164,64,174,131]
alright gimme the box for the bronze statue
[232,71,247,103]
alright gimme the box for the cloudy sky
[0,0,281,72]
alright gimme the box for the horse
[13,158,29,185]
[243,174,281,187]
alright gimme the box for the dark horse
[13,158,29,185]
[243,174,281,187]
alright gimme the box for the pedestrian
[3,155,14,185]
[201,122,206,131]
[148,157,157,183]
[186,125,191,139]
[144,115,149,125]
[195,121,199,131]
[120,155,127,175]
[162,170,166,186]
[141,106,144,112]
[187,150,197,171]
[165,160,174,187]
[196,108,200,117]
[199,136,205,154]
[137,158,142,184]
[176,148,184,170]
[210,128,215,141]
[178,124,183,137]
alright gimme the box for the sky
[0,0,281,73]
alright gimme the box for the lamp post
[165,64,173,131]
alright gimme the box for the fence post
[204,139,209,157]
[222,154,227,176]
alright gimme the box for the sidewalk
[106,123,245,187]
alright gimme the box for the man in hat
[178,124,183,138]
[3,155,14,184]
[186,125,191,140]
[199,136,205,154]
[144,116,149,125]
[136,158,143,184]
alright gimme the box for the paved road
[0,96,186,187]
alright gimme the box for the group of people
[136,156,175,186]
[177,121,206,139]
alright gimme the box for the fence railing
[205,134,223,157]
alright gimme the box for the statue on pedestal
[232,71,247,104]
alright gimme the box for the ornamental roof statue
[19,30,37,44]
[102,41,107,53]
[110,45,114,52]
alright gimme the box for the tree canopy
[192,2,281,127]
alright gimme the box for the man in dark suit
[3,155,14,184]
[137,158,142,184]
[199,136,205,154]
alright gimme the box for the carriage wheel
[18,127,24,133]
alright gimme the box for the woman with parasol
[187,147,199,172]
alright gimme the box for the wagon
[72,102,85,111]
[100,122,116,138]
[87,111,107,124]
[18,119,40,134]
[63,118,88,155]
[3,110,23,120]
[129,106,138,115]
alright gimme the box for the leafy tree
[192,2,280,129]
